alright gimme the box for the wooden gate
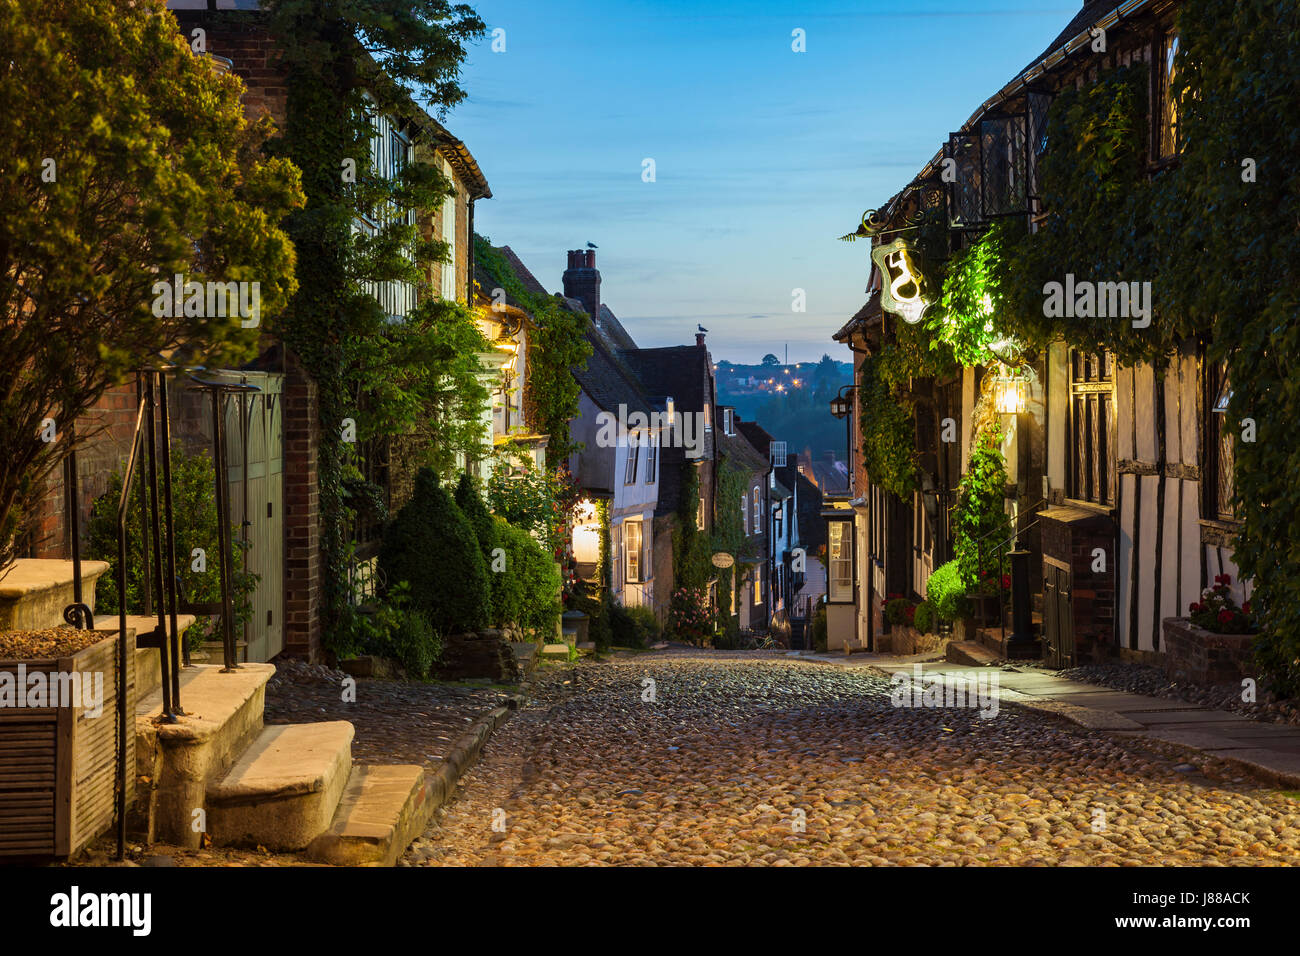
[1043,559,1074,669]
[224,373,284,663]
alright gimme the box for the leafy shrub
[668,587,711,646]
[88,450,258,651]
[379,468,489,634]
[884,597,916,627]
[913,601,936,635]
[568,584,611,652]
[610,601,660,648]
[926,560,971,623]
[379,606,440,679]
[357,583,442,679]
[810,603,828,652]
[494,518,562,638]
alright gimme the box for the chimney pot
[695,332,706,347]
[585,249,595,268]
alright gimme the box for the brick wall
[281,353,321,659]
[172,12,288,129]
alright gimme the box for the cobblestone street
[407,657,1300,866]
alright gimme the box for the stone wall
[432,629,522,683]
[1162,617,1257,686]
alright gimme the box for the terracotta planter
[0,630,135,859]
[1162,617,1257,686]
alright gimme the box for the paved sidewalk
[796,650,1300,789]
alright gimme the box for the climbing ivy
[257,1,485,650]
[474,235,592,464]
[858,353,918,498]
[952,421,1012,589]
[962,0,1300,691]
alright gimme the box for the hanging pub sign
[871,238,931,324]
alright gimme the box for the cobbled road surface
[404,656,1300,866]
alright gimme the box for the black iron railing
[60,364,259,861]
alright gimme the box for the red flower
[1001,574,1011,590]
[1217,609,1234,625]
[1189,602,1201,614]
[1243,600,1252,615]
[1215,573,1232,586]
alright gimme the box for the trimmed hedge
[379,468,489,635]
[455,472,501,621]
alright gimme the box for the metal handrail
[972,498,1046,639]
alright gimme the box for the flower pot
[1162,617,1258,686]
[0,629,135,858]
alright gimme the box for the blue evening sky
[447,1,1075,364]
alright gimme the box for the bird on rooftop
[698,324,708,333]
[586,242,598,249]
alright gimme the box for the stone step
[306,764,432,867]
[134,663,275,848]
[207,721,354,851]
[0,558,110,631]
[946,641,1000,666]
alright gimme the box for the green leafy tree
[0,0,302,567]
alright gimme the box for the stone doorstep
[305,764,431,867]
[0,558,111,630]
[135,663,275,849]
[945,641,999,667]
[206,721,355,851]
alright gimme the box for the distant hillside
[714,355,854,463]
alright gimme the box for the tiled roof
[596,304,638,352]
[619,346,711,415]
[574,326,654,418]
[718,428,768,477]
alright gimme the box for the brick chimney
[695,331,706,347]
[562,249,600,322]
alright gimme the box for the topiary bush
[455,472,500,621]
[913,601,936,635]
[379,468,489,635]
[927,560,971,623]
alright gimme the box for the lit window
[1156,30,1180,159]
[625,520,643,583]
[828,520,853,603]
